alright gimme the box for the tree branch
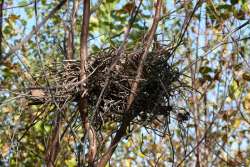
[127,0,162,111]
[0,0,3,60]
[94,0,142,116]
[66,0,80,59]
[79,0,97,165]
[4,0,67,59]
[45,114,62,167]
[97,1,163,166]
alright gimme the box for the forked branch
[97,1,163,166]
[127,0,162,111]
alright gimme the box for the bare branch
[45,114,62,167]
[0,0,3,59]
[66,0,80,59]
[127,0,162,111]
[4,0,67,59]
[79,0,97,165]
[97,1,163,166]
[94,0,142,116]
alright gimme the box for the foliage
[1,0,250,166]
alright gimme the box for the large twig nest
[26,45,189,130]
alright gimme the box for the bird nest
[26,46,189,130]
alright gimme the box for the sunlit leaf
[2,106,13,113]
[243,91,250,113]
[18,0,28,6]
[37,144,44,151]
[232,119,241,128]
[229,80,242,99]
[9,14,20,22]
[1,143,10,157]
[137,152,145,158]
[25,7,33,18]
[65,157,77,167]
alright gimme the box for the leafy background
[1,0,250,166]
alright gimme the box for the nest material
[27,46,187,129]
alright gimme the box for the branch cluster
[26,43,188,134]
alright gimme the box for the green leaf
[231,0,239,5]
[242,2,249,13]
[44,125,51,133]
[65,157,77,167]
[41,0,47,5]
[3,25,12,34]
[25,8,33,18]
[34,121,42,132]
[199,66,213,74]
[229,80,242,99]
[217,4,233,10]
[106,0,117,3]
[18,0,28,6]
[20,19,27,26]
[52,15,61,24]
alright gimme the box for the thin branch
[90,0,102,14]
[94,0,142,118]
[0,0,3,59]
[79,0,97,165]
[127,0,162,111]
[3,1,35,10]
[177,96,227,167]
[66,0,80,59]
[170,0,201,56]
[45,113,62,167]
[180,19,250,75]
[3,0,67,59]
[97,1,163,166]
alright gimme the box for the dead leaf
[243,91,250,113]
[1,143,9,157]
[31,89,45,97]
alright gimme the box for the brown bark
[94,0,142,116]
[126,0,162,111]
[44,1,80,163]
[37,1,67,165]
[0,0,3,59]
[79,0,97,165]
[45,115,62,167]
[66,0,80,59]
